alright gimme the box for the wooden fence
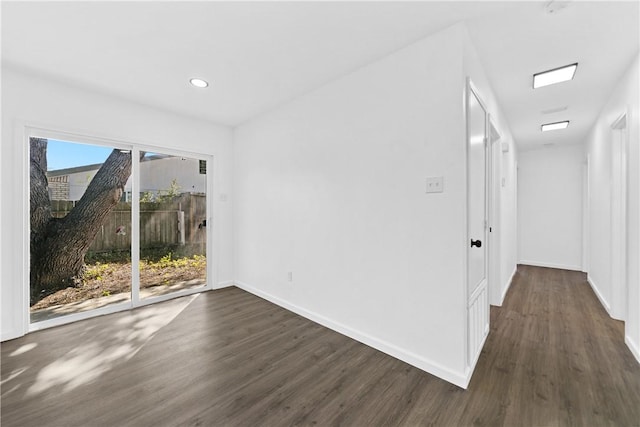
[51,193,207,254]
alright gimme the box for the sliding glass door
[29,137,133,323]
[138,152,207,301]
[28,133,211,328]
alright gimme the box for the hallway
[2,265,639,426]
[466,266,640,425]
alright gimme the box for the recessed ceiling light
[189,78,209,88]
[541,121,569,132]
[533,63,577,89]
[541,105,568,115]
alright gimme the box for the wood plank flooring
[2,265,640,426]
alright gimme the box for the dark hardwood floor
[2,265,639,426]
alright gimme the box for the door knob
[470,239,482,248]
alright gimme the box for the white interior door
[466,82,490,368]
[468,87,488,296]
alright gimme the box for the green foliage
[86,245,205,264]
[84,263,111,281]
[140,253,206,271]
[191,254,206,269]
[161,179,181,199]
[140,191,155,203]
[85,250,132,264]
[139,179,182,203]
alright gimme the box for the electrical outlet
[425,176,444,193]
[288,272,293,282]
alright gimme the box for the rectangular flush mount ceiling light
[533,63,578,88]
[541,121,569,132]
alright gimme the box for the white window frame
[24,126,216,332]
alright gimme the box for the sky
[47,139,114,171]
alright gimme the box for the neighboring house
[47,154,206,201]
[47,163,101,201]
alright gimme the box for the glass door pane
[139,152,207,300]
[29,138,132,323]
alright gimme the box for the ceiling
[2,1,638,150]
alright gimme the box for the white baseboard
[497,265,517,307]
[625,335,640,364]
[519,260,582,272]
[214,280,235,289]
[587,275,612,316]
[1,329,23,342]
[234,281,469,389]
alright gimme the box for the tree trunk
[30,138,51,237]
[30,139,141,304]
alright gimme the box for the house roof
[47,154,169,177]
[47,163,102,177]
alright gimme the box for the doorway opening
[610,112,628,321]
[487,117,501,307]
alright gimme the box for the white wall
[233,24,517,387]
[500,142,519,301]
[585,54,640,362]
[1,67,234,341]
[518,144,584,271]
[234,25,470,386]
[461,28,519,306]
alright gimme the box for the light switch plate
[426,176,444,193]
